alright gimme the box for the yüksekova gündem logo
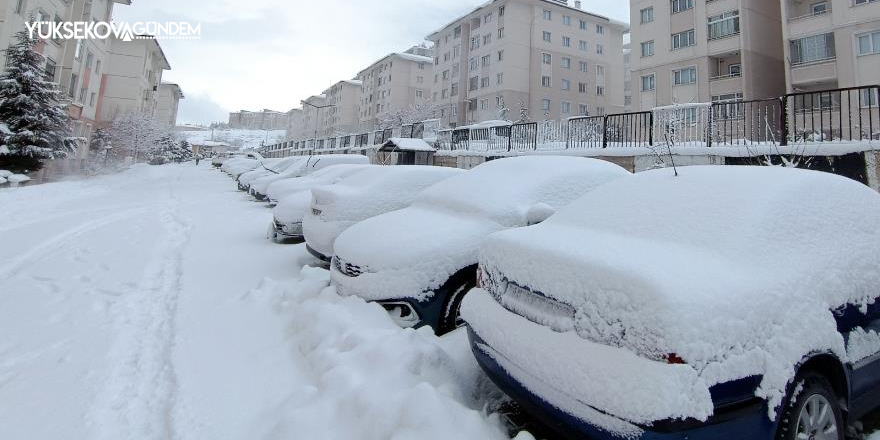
[26,21,201,41]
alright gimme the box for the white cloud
[114,1,629,124]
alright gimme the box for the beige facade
[155,83,183,128]
[285,108,304,141]
[321,80,361,136]
[629,0,786,111]
[227,109,290,130]
[301,95,327,140]
[356,46,434,131]
[781,0,880,93]
[99,36,170,122]
[428,0,626,127]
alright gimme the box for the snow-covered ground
[180,128,287,150]
[0,164,515,440]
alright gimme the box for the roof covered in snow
[380,138,436,152]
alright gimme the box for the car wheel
[776,372,844,440]
[437,265,478,335]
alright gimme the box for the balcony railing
[788,8,831,23]
[710,72,742,81]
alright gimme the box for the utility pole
[301,100,335,148]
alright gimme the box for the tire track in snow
[0,207,150,280]
[89,196,191,440]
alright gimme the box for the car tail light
[664,353,687,365]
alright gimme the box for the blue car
[462,166,880,440]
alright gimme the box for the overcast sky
[115,1,629,125]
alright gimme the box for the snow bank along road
[0,164,516,440]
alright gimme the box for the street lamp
[301,100,336,147]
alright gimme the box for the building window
[579,61,588,72]
[541,75,552,87]
[480,99,489,110]
[641,40,655,57]
[563,36,571,47]
[596,44,604,55]
[481,55,490,67]
[579,40,588,51]
[541,99,551,111]
[708,11,740,40]
[543,10,552,20]
[862,88,879,107]
[497,50,504,61]
[672,29,696,49]
[15,0,24,14]
[454,26,462,39]
[561,79,571,91]
[497,72,504,85]
[811,2,828,15]
[580,20,587,30]
[542,53,552,64]
[579,82,588,93]
[498,28,504,39]
[499,6,505,16]
[451,84,458,96]
[596,25,604,35]
[485,12,493,23]
[561,57,571,68]
[483,34,492,45]
[563,15,571,26]
[543,31,552,42]
[579,104,589,115]
[561,102,571,114]
[790,33,836,64]
[596,107,606,115]
[640,7,654,23]
[469,76,479,91]
[854,0,880,5]
[728,63,742,77]
[712,93,744,119]
[671,0,694,13]
[95,60,101,74]
[641,74,656,91]
[44,58,57,82]
[857,30,880,56]
[673,66,698,85]
[481,77,490,88]
[68,74,78,98]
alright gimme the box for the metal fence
[258,85,879,157]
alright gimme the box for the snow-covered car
[222,158,259,178]
[268,164,372,241]
[330,157,630,334]
[7,174,31,186]
[302,165,464,263]
[237,157,302,191]
[462,165,880,440]
[249,154,370,201]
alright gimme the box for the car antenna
[658,105,680,177]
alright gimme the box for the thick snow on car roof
[416,156,631,227]
[477,165,880,415]
[313,165,463,202]
[267,164,372,202]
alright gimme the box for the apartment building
[320,80,361,136]
[782,0,880,97]
[428,0,626,127]
[227,109,290,130]
[98,36,171,122]
[629,0,786,111]
[301,94,328,140]
[624,37,633,111]
[355,45,434,130]
[155,83,184,128]
[286,108,304,140]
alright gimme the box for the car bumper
[468,328,774,440]
[273,220,303,239]
[253,191,267,201]
[306,244,331,264]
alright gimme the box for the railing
[257,85,879,156]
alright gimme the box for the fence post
[780,96,789,147]
[649,112,654,146]
[602,115,609,148]
[508,124,513,152]
[565,120,570,150]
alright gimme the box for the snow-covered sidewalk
[0,164,512,440]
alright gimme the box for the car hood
[332,206,503,302]
[273,191,311,224]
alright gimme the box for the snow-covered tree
[516,101,530,123]
[376,103,440,129]
[145,135,193,165]
[109,113,164,162]
[0,26,72,172]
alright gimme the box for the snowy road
[0,164,509,440]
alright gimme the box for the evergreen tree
[0,27,72,172]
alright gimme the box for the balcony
[787,7,833,38]
[790,58,838,86]
[709,53,743,93]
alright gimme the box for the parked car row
[219,154,880,440]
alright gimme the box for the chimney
[574,0,582,9]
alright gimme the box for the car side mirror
[526,203,555,226]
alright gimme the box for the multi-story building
[1,0,131,158]
[301,95,328,140]
[629,0,786,111]
[356,45,434,130]
[321,80,361,136]
[286,108,305,140]
[155,83,184,128]
[624,36,633,111]
[781,0,880,96]
[428,0,626,127]
[227,109,290,130]
[98,36,171,122]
